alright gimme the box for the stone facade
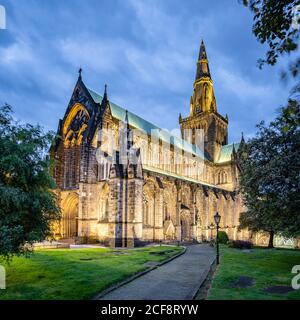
[51,41,250,247]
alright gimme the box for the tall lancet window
[218,171,228,184]
[143,196,149,225]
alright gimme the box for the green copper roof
[217,143,240,163]
[87,88,208,160]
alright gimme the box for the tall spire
[103,84,108,101]
[125,110,133,151]
[189,40,216,115]
[100,84,109,112]
[179,40,228,163]
[198,40,207,60]
[195,40,211,80]
[240,132,245,145]
[125,109,129,130]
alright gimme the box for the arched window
[163,201,169,220]
[143,198,149,225]
[64,147,78,188]
[218,171,222,184]
[223,171,228,184]
[105,198,109,219]
[98,160,110,181]
[98,185,109,221]
[218,170,228,184]
[99,199,105,221]
[192,128,195,144]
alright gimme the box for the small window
[218,171,228,184]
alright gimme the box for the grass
[208,245,300,300]
[0,245,183,300]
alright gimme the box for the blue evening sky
[0,0,295,143]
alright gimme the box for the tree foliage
[241,0,300,247]
[0,105,60,260]
[239,100,300,247]
[243,0,300,70]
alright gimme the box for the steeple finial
[78,67,82,79]
[125,110,133,152]
[241,132,245,143]
[198,39,207,60]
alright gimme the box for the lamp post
[214,212,221,265]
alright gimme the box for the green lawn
[0,245,183,300]
[208,245,300,300]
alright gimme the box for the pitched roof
[217,143,240,164]
[87,88,208,161]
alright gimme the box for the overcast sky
[0,0,296,143]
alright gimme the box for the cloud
[127,0,181,42]
[59,38,122,73]
[0,36,73,91]
[59,36,193,92]
[0,0,291,144]
[216,66,274,102]
[0,39,33,65]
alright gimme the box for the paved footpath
[99,244,216,300]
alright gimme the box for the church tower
[179,40,228,162]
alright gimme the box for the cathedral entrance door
[180,211,191,241]
[61,193,78,239]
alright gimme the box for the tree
[243,0,300,70]
[240,0,300,247]
[0,105,60,260]
[239,100,300,247]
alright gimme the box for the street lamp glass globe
[214,212,221,225]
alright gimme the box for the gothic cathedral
[51,41,252,247]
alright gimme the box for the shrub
[218,231,229,244]
[228,240,253,249]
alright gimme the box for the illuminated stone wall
[50,41,258,247]
[52,93,246,246]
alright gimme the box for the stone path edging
[92,246,187,300]
[192,255,217,299]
